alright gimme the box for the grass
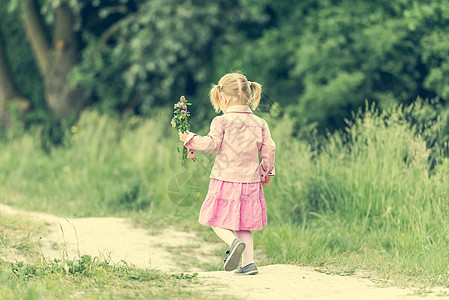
[1,100,449,292]
[0,213,221,299]
[0,212,46,261]
[0,109,211,232]
[0,255,209,299]
[258,102,449,286]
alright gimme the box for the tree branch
[20,0,51,75]
[0,28,19,100]
[98,19,125,47]
[0,26,30,127]
[53,2,78,65]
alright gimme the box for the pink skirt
[198,179,267,231]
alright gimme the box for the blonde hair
[209,72,262,113]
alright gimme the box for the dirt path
[1,203,448,300]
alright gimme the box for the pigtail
[209,84,221,113]
[210,73,262,111]
[249,81,262,110]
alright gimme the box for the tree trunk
[21,0,84,119]
[0,27,30,127]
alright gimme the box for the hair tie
[218,84,223,92]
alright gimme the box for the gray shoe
[224,238,246,271]
[234,263,258,275]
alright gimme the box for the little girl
[179,72,276,275]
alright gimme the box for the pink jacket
[184,105,276,183]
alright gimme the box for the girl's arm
[259,120,276,180]
[181,117,224,157]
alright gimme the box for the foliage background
[2,0,449,130]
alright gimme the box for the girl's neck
[223,104,249,113]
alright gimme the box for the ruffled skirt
[198,179,267,231]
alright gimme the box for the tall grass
[1,102,449,284]
[0,109,209,223]
[260,103,449,284]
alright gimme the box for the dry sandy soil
[1,203,448,300]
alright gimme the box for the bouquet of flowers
[171,95,196,168]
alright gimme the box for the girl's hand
[262,176,271,186]
[179,130,190,143]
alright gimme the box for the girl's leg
[211,226,237,246]
[235,230,254,266]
